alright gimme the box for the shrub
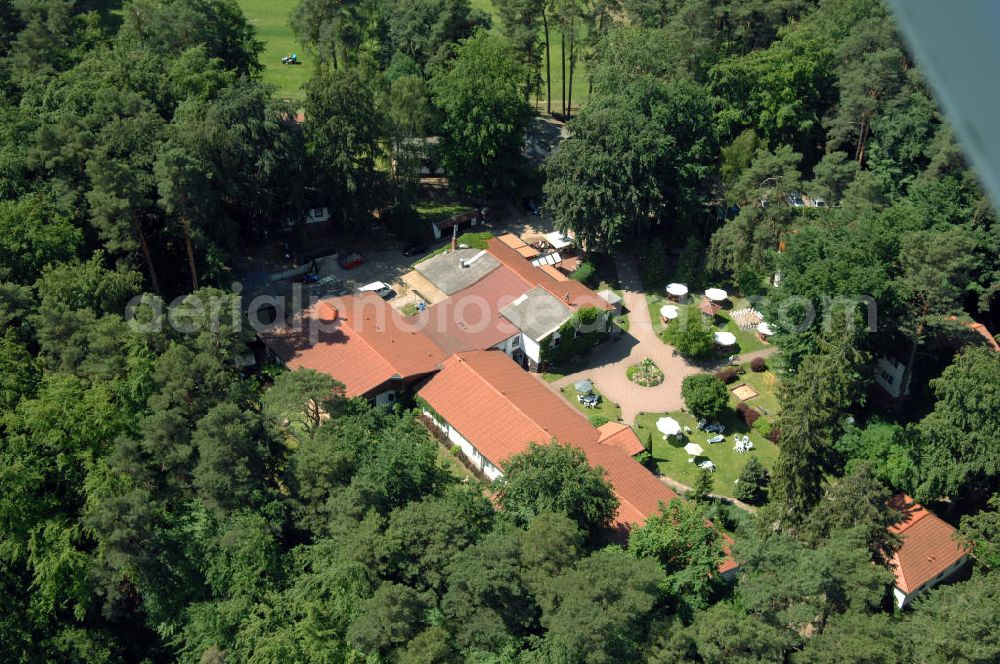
[541,306,609,366]
[664,307,715,358]
[714,367,739,383]
[681,374,729,420]
[633,450,651,466]
[589,414,609,427]
[570,260,596,284]
[688,467,714,502]
[766,424,781,443]
[450,444,462,456]
[734,456,770,505]
[737,402,760,427]
[752,415,772,438]
[750,356,767,372]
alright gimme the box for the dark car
[402,241,429,257]
[337,252,366,270]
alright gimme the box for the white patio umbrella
[666,283,688,297]
[574,379,594,393]
[659,304,679,320]
[683,442,704,456]
[714,331,737,346]
[705,288,729,302]
[757,321,774,336]
[656,416,682,436]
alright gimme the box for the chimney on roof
[451,224,458,252]
[316,301,338,322]
[565,292,570,302]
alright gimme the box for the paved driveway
[545,255,776,426]
[548,257,701,424]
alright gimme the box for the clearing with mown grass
[240,0,587,110]
[239,0,313,102]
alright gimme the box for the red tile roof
[486,237,612,312]
[888,494,969,594]
[261,294,447,397]
[416,350,736,572]
[540,264,569,281]
[417,266,529,353]
[947,316,1000,352]
[596,422,646,456]
[418,351,599,466]
[578,438,680,529]
[417,351,679,527]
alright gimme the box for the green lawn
[241,0,589,110]
[646,292,771,355]
[646,292,672,336]
[239,0,313,102]
[559,385,622,423]
[633,409,779,499]
[437,443,483,485]
[418,231,494,264]
[415,202,475,223]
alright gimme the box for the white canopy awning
[544,231,575,250]
[666,283,689,296]
[705,288,729,302]
[757,321,774,336]
[530,252,562,266]
[714,331,737,346]
[659,304,680,320]
[683,442,704,456]
[656,416,682,436]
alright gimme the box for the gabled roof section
[417,351,681,527]
[417,266,528,353]
[888,494,969,594]
[596,422,646,456]
[578,438,679,528]
[500,286,574,341]
[261,294,447,397]
[486,237,612,312]
[418,351,599,467]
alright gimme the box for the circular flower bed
[626,358,664,387]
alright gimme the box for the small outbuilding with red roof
[888,494,970,608]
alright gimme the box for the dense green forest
[1,0,998,662]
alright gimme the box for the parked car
[358,281,395,300]
[337,252,366,270]
[812,197,827,208]
[402,241,429,257]
[787,191,805,207]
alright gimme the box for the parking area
[238,198,558,316]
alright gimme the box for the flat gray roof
[414,248,500,295]
[501,286,573,341]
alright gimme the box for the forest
[1,0,998,662]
